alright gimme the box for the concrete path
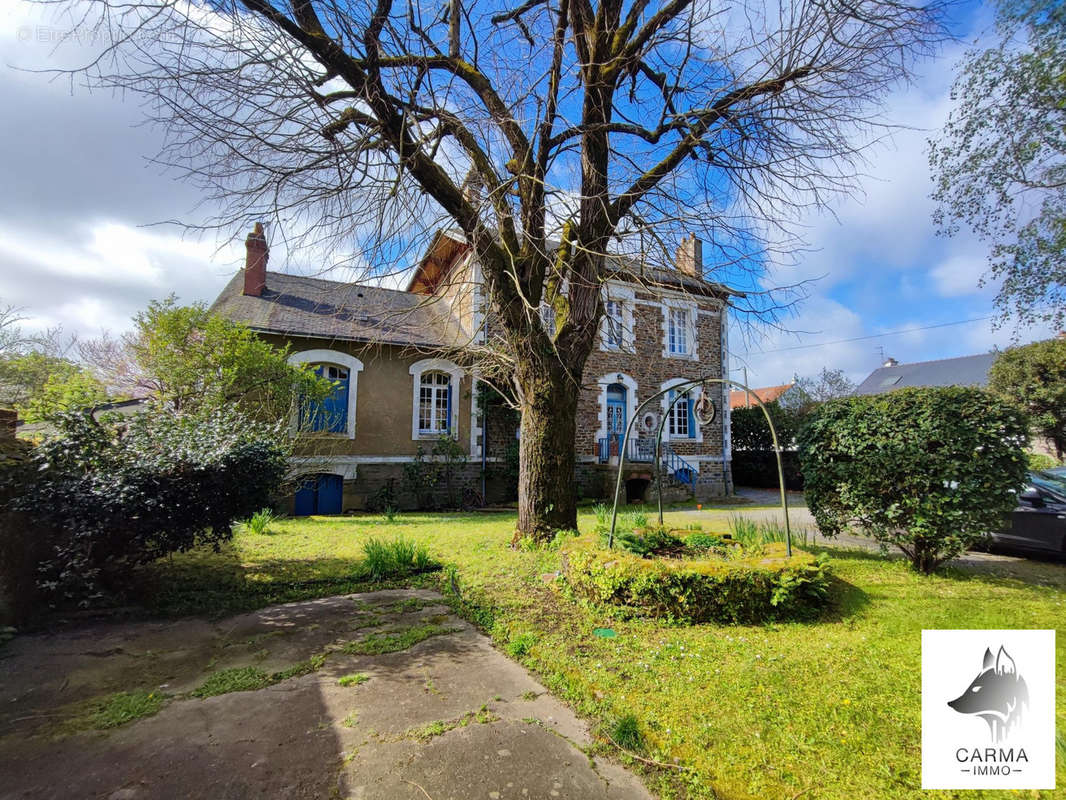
[0,590,651,800]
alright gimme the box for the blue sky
[0,0,1057,388]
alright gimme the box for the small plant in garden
[610,714,644,752]
[242,508,278,535]
[360,536,435,580]
[684,532,724,553]
[506,631,537,658]
[593,503,610,528]
[383,506,398,523]
[631,511,649,529]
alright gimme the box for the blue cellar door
[294,474,344,516]
[317,474,343,514]
[294,476,317,516]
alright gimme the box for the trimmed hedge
[562,538,831,624]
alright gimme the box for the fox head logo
[947,646,1029,742]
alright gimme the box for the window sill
[663,351,697,360]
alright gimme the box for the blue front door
[606,383,627,452]
[293,473,344,516]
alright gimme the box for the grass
[88,690,169,729]
[338,622,460,655]
[139,505,1066,800]
[192,656,326,698]
[403,705,500,741]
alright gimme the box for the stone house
[210,225,739,513]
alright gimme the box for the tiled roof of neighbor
[729,383,794,410]
[853,353,997,395]
[210,271,459,347]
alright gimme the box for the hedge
[562,538,832,624]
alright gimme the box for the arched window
[301,364,350,433]
[287,349,363,439]
[409,358,463,440]
[419,371,452,435]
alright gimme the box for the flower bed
[562,536,832,624]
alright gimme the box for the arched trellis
[608,376,792,557]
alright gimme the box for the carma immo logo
[922,630,1055,790]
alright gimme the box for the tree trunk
[513,365,580,543]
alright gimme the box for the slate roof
[853,353,997,396]
[210,271,459,347]
[729,383,795,410]
[599,251,742,298]
[408,230,744,299]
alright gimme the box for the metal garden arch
[607,376,793,556]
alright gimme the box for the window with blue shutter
[300,364,349,433]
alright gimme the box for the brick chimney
[675,233,703,278]
[243,222,268,297]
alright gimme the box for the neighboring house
[729,382,797,410]
[853,354,996,396]
[210,225,739,513]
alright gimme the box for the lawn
[139,506,1066,800]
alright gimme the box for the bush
[11,407,290,606]
[563,538,832,624]
[797,387,1029,573]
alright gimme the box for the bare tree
[43,0,947,537]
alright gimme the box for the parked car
[989,471,1066,557]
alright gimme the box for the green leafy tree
[126,297,331,418]
[0,353,81,410]
[929,0,1066,328]
[988,337,1066,459]
[797,387,1028,573]
[21,369,109,423]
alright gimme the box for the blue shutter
[687,395,696,438]
[445,380,453,435]
[326,372,349,433]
